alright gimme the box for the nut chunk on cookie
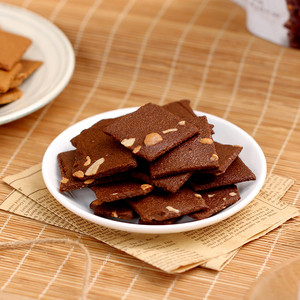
[103,103,199,162]
[57,150,131,192]
[198,142,243,175]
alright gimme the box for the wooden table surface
[1,0,300,299]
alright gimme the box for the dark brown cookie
[72,118,138,180]
[58,150,96,192]
[70,117,124,148]
[138,218,179,225]
[149,115,219,178]
[190,156,256,191]
[128,187,208,222]
[90,201,135,220]
[131,159,193,193]
[199,142,243,175]
[163,100,197,122]
[90,180,154,205]
[189,185,240,220]
[163,100,215,134]
[103,103,199,162]
[58,150,132,192]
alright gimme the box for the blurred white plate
[42,107,267,234]
[0,3,75,125]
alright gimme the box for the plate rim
[0,3,75,125]
[42,107,267,234]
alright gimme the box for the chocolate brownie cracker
[90,201,135,220]
[103,103,199,162]
[131,159,193,193]
[128,187,208,222]
[189,185,240,220]
[132,170,193,193]
[71,117,125,148]
[190,156,256,191]
[214,142,242,174]
[138,218,179,225]
[72,118,138,180]
[149,115,219,178]
[163,100,215,134]
[58,150,92,192]
[199,142,243,175]
[163,100,197,122]
[58,150,133,192]
[90,180,154,204]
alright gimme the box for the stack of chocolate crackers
[58,100,256,225]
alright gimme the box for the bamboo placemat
[0,0,300,299]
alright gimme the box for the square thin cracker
[163,100,215,134]
[138,218,179,225]
[149,115,219,178]
[131,159,193,193]
[103,103,199,162]
[90,201,135,220]
[190,156,256,191]
[72,118,138,180]
[90,180,154,205]
[58,150,132,192]
[0,88,22,105]
[189,185,240,220]
[0,62,22,93]
[128,187,208,222]
[0,30,31,71]
[198,142,243,175]
[10,59,43,88]
[163,99,198,121]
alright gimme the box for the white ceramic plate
[0,3,75,125]
[42,107,267,234]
